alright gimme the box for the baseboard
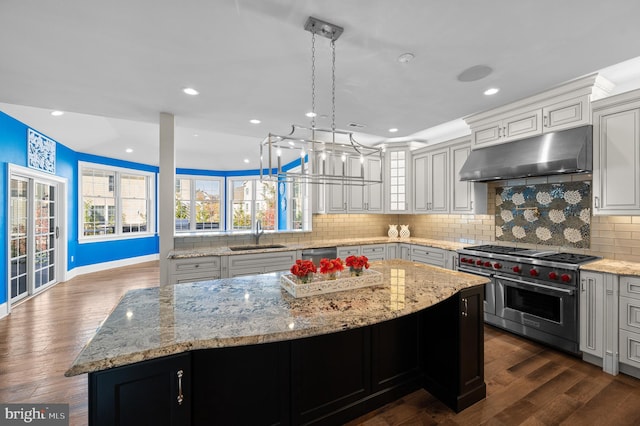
[0,302,8,320]
[67,254,159,280]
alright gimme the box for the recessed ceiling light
[193,133,199,137]
[397,53,415,63]
[305,112,317,118]
[484,87,500,96]
[183,87,199,96]
[50,110,64,116]
[389,128,399,133]
[249,119,261,124]
[243,158,250,164]
[125,148,133,153]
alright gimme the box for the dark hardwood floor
[2,261,640,425]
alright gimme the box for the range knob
[561,273,572,283]
[529,268,539,277]
[493,263,502,269]
[512,265,521,273]
[484,261,492,267]
[548,271,558,280]
[476,259,483,266]
[460,257,468,263]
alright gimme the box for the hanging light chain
[310,32,316,129]
[331,38,336,135]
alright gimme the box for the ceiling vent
[348,122,366,128]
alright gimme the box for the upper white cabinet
[413,146,448,213]
[412,138,487,215]
[384,146,410,213]
[466,74,612,149]
[592,89,640,215]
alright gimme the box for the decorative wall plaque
[27,128,56,174]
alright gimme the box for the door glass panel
[10,178,29,301]
[33,181,56,290]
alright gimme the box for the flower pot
[350,267,364,276]
[298,273,313,284]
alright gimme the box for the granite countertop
[580,259,640,277]
[65,259,488,376]
[168,237,471,259]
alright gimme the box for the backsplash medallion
[495,182,591,248]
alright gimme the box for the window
[175,176,223,232]
[80,163,154,239]
[228,178,277,231]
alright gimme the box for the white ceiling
[2,0,640,170]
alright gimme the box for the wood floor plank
[3,260,640,425]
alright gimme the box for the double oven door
[495,274,578,347]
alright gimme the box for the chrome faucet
[254,219,264,245]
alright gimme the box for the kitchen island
[67,260,488,425]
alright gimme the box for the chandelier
[260,16,383,185]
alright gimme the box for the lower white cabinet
[337,245,361,259]
[410,245,445,268]
[223,251,297,278]
[579,271,604,358]
[169,256,221,284]
[445,251,458,271]
[361,244,385,261]
[619,276,640,378]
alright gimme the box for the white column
[159,112,175,286]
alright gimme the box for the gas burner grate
[541,253,600,264]
[464,245,528,254]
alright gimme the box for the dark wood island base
[88,285,484,425]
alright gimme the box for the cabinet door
[387,149,409,212]
[579,272,604,357]
[385,243,398,260]
[326,155,347,213]
[593,105,640,214]
[451,143,474,213]
[347,156,365,212]
[89,354,191,426]
[361,244,385,261]
[543,95,589,132]
[472,120,502,147]
[502,109,542,142]
[412,154,429,212]
[365,156,383,212]
[428,148,448,213]
[458,287,485,399]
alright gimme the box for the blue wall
[0,111,160,307]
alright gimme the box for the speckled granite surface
[168,237,470,258]
[580,259,640,277]
[65,260,488,376]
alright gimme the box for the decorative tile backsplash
[495,182,591,248]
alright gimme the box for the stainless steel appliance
[457,244,599,355]
[301,247,337,265]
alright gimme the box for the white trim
[66,253,159,279]
[0,302,7,319]
[175,174,225,233]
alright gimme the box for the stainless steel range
[457,244,600,355]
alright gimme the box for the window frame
[227,176,279,232]
[79,162,155,242]
[174,174,225,233]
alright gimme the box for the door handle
[55,226,59,239]
[177,370,184,405]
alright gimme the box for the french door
[9,174,59,303]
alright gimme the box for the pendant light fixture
[260,16,383,185]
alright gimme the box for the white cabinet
[466,74,611,150]
[450,141,487,214]
[361,244,385,261]
[169,256,221,284]
[445,251,458,271]
[384,147,410,213]
[592,90,640,215]
[223,251,297,278]
[347,156,383,213]
[337,245,361,258]
[413,138,487,215]
[580,271,604,358]
[619,276,640,378]
[413,147,448,214]
[410,245,445,267]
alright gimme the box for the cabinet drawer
[361,244,385,260]
[410,246,445,267]
[620,276,640,300]
[174,272,221,284]
[171,257,221,274]
[228,251,296,271]
[337,246,361,258]
[620,329,640,368]
[620,296,640,333]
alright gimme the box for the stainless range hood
[459,125,593,182]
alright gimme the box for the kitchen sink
[228,244,287,251]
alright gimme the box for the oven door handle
[458,267,492,278]
[497,275,574,296]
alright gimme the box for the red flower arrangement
[290,259,317,283]
[319,257,344,279]
[345,255,370,276]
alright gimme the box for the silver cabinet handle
[594,196,599,208]
[543,115,548,127]
[498,127,501,138]
[462,298,468,317]
[581,278,585,292]
[177,370,184,405]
